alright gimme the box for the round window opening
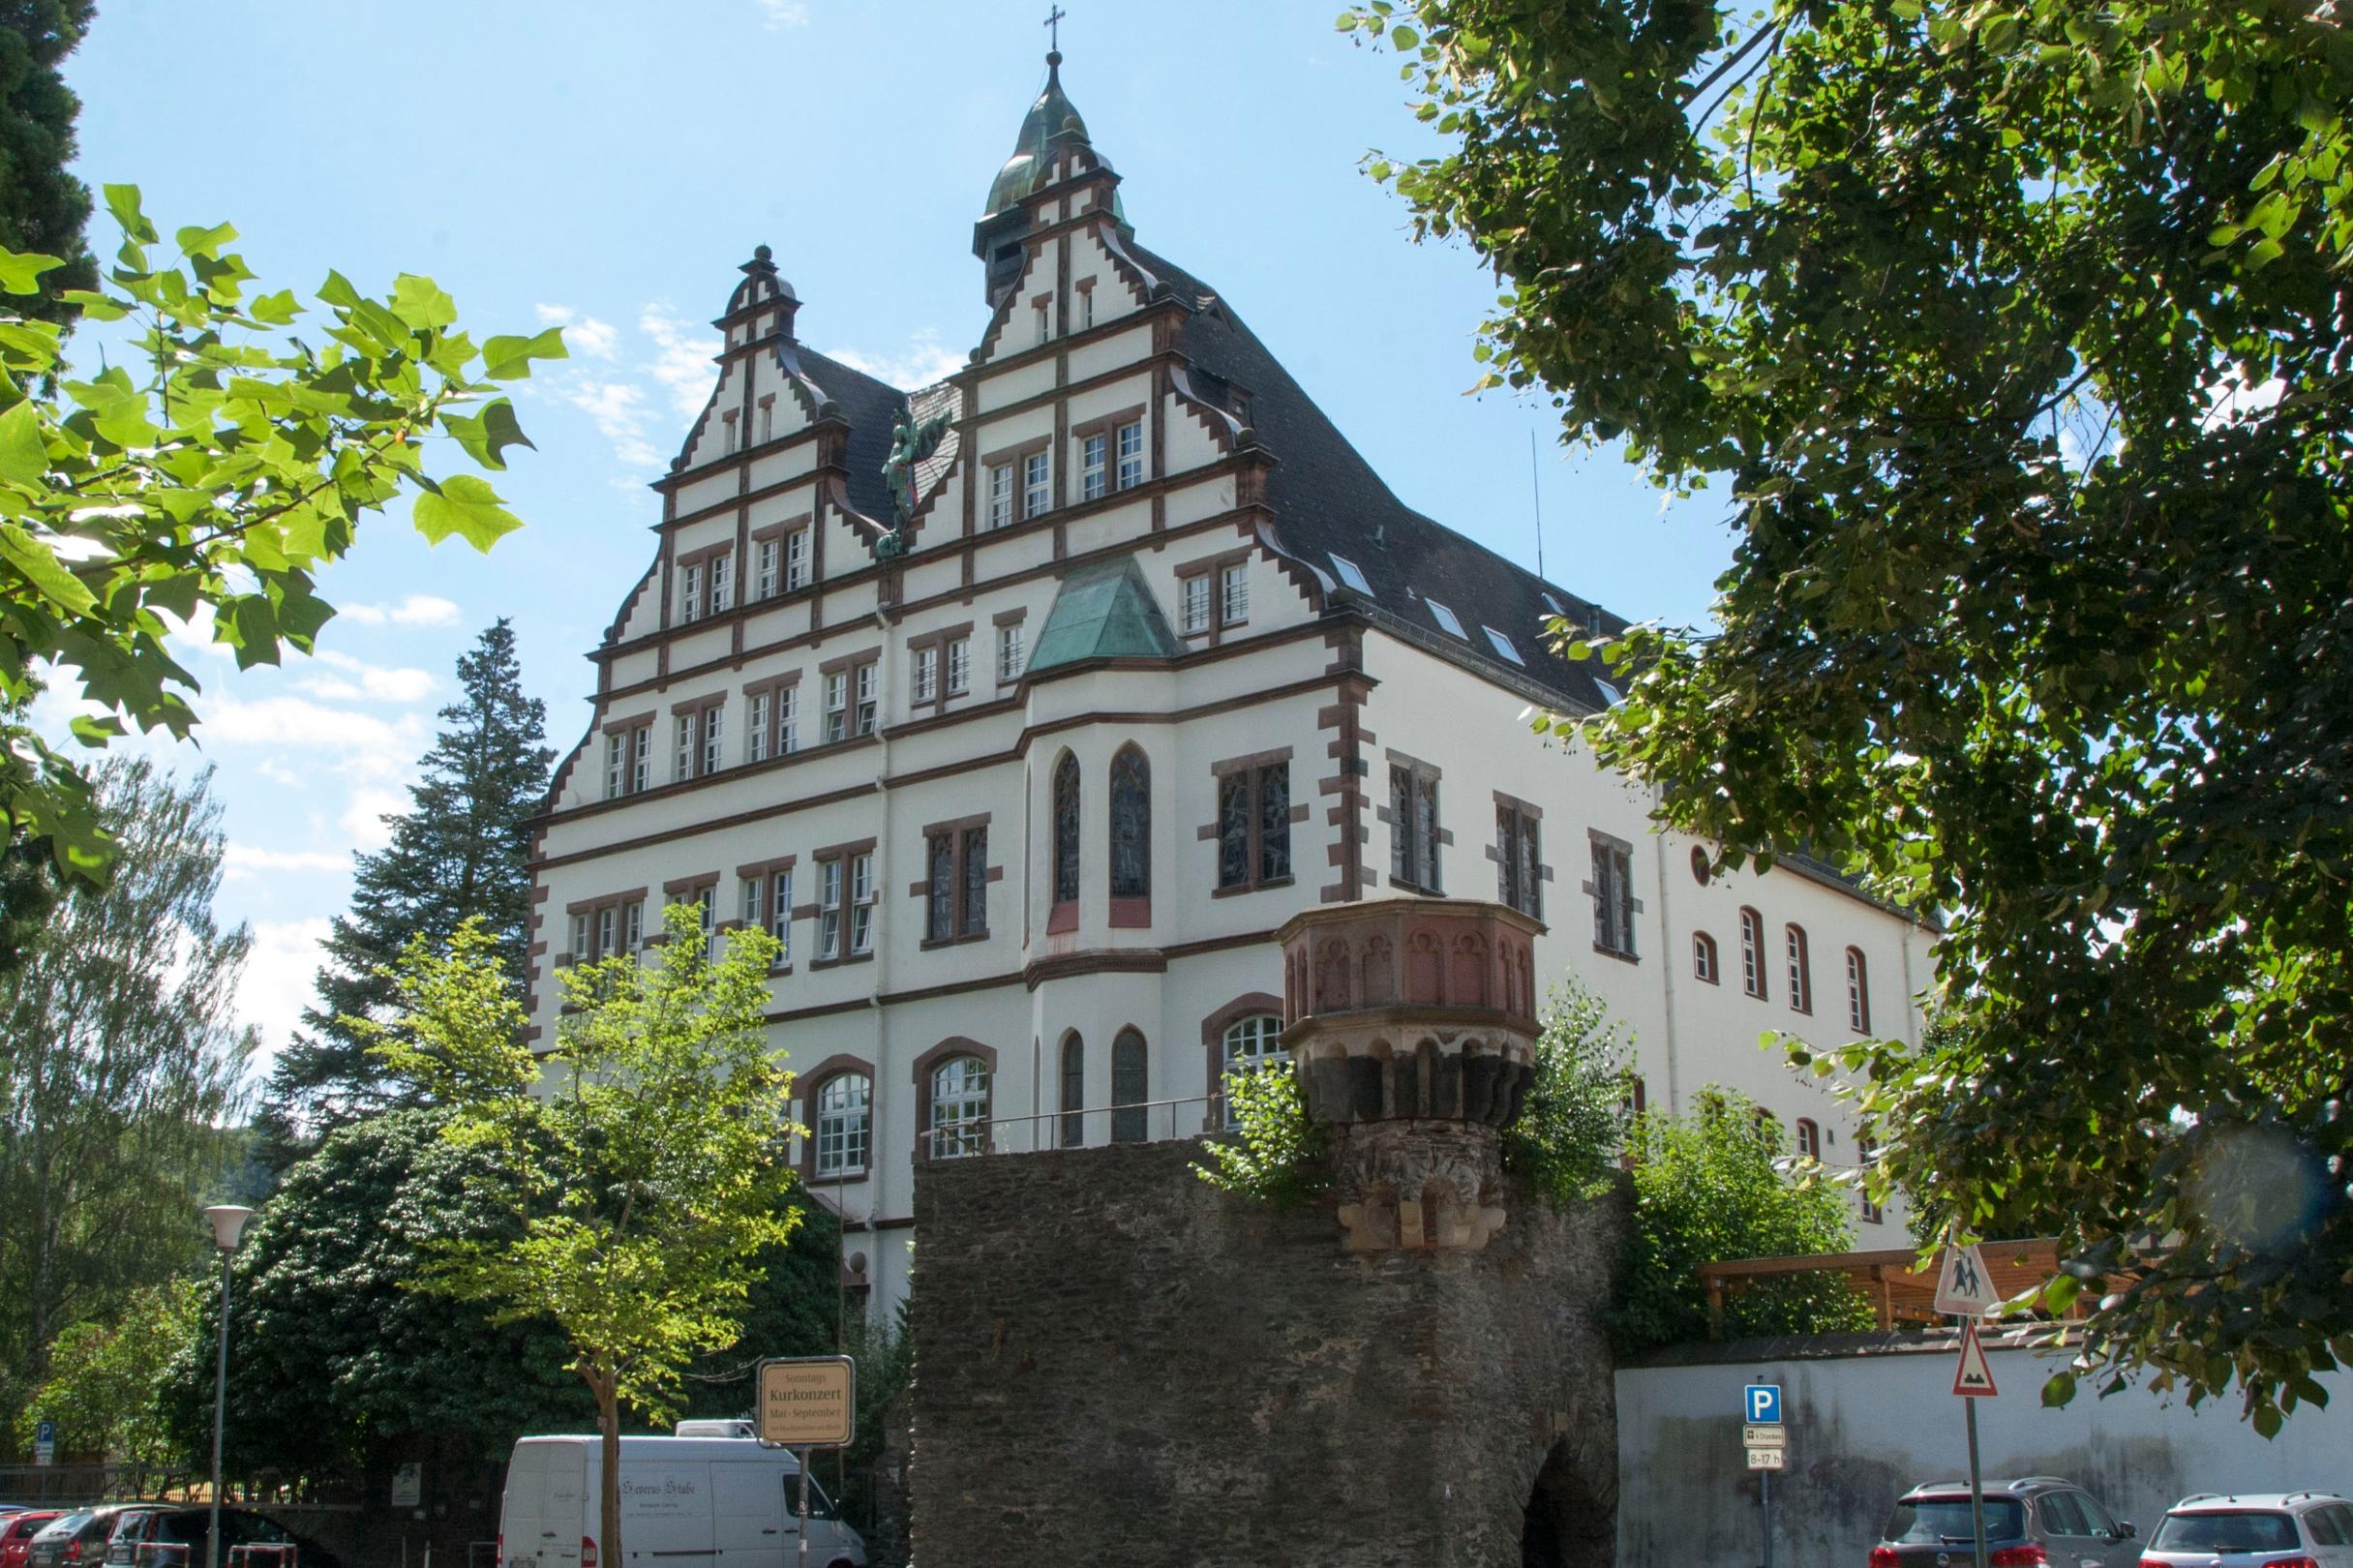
[1689,846,1711,885]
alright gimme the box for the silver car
[2139,1491,2353,1568]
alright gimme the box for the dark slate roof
[797,347,908,525]
[1028,556,1182,671]
[1131,242,1630,714]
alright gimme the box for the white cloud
[533,302,618,359]
[340,594,461,628]
[341,785,411,852]
[564,378,662,471]
[238,918,332,1064]
[826,328,966,390]
[300,649,437,706]
[640,304,721,417]
[2200,367,2285,434]
[225,843,349,880]
[757,0,810,28]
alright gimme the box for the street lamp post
[201,1206,254,1568]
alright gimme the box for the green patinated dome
[982,52,1121,221]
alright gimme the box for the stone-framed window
[1175,550,1252,646]
[911,645,939,705]
[905,623,976,717]
[1023,449,1051,519]
[1493,794,1545,920]
[1219,560,1250,626]
[1386,758,1443,893]
[1210,750,1294,894]
[1846,946,1871,1034]
[985,463,1014,530]
[996,618,1025,683]
[602,716,653,799]
[1115,420,1145,490]
[1785,923,1813,1014]
[1059,1031,1084,1148]
[946,635,971,696]
[754,537,780,601]
[1049,750,1081,926]
[671,699,724,784]
[1857,1135,1884,1224]
[920,819,990,946]
[736,856,795,969]
[811,841,877,966]
[1072,405,1146,507]
[1217,1011,1284,1131]
[818,651,878,743]
[1586,831,1639,959]
[741,675,800,763]
[1692,930,1720,984]
[708,549,735,615]
[1738,906,1767,999]
[1108,743,1151,920]
[1795,1117,1822,1161]
[784,525,810,590]
[815,1072,870,1178]
[1080,430,1109,501]
[662,877,719,961]
[1111,1028,1148,1144]
[565,889,648,963]
[913,1038,996,1161]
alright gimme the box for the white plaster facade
[528,56,1936,1312]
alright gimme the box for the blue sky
[57,0,1735,1066]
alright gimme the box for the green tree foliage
[1615,1092,1872,1352]
[1503,982,1636,1203]
[0,2,96,328]
[1344,0,2353,1426]
[19,1276,196,1465]
[0,758,251,1418]
[1194,1063,1330,1207]
[370,908,798,1565]
[161,1107,841,1476]
[256,620,553,1164]
[0,193,559,889]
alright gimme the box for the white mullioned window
[759,399,774,443]
[1080,433,1108,501]
[769,868,793,959]
[700,704,723,775]
[784,528,810,590]
[824,672,848,743]
[819,858,844,959]
[1180,574,1211,636]
[986,464,1014,530]
[776,684,799,754]
[849,851,875,954]
[815,1074,870,1178]
[740,874,765,932]
[709,552,734,614]
[755,539,779,600]
[721,410,739,455]
[747,690,770,763]
[929,1056,989,1159]
[1220,561,1250,625]
[624,899,644,951]
[946,636,970,696]
[1221,1013,1285,1130]
[675,711,699,781]
[679,561,704,622]
[1078,286,1095,331]
[604,734,626,799]
[1115,420,1144,490]
[1023,450,1050,518]
[1786,924,1813,1013]
[997,623,1024,682]
[630,726,651,793]
[854,663,878,736]
[1739,908,1767,999]
[569,913,588,960]
[1847,947,1871,1034]
[595,906,616,958]
[912,646,939,704]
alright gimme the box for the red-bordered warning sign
[1951,1318,1999,1399]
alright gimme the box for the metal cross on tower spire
[1043,4,1066,52]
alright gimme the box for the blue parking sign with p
[1745,1384,1782,1424]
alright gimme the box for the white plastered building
[528,51,1936,1312]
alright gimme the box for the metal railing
[920,1093,1222,1161]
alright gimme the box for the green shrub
[1194,1063,1330,1207]
[1503,981,1635,1203]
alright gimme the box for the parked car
[26,1510,158,1568]
[1870,1475,2137,1567]
[103,1509,337,1568]
[2139,1491,2353,1567]
[0,1513,61,1568]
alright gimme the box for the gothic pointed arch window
[1845,946,1871,1034]
[1109,743,1151,911]
[1059,1031,1085,1148]
[1050,751,1081,908]
[1111,1027,1148,1143]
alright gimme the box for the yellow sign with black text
[755,1356,856,1448]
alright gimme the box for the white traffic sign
[1951,1319,1999,1399]
[1743,1424,1786,1448]
[1933,1241,2000,1317]
[1746,1446,1786,1470]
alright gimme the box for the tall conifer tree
[256,620,553,1164]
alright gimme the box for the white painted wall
[1616,1339,2348,1568]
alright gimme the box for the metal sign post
[795,1447,811,1568]
[1741,1384,1785,1568]
[1946,1278,2002,1568]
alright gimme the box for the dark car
[102,1510,336,1568]
[26,1510,159,1568]
[1870,1476,2138,1567]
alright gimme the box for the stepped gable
[1131,241,1632,716]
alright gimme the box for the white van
[498,1434,866,1568]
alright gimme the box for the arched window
[1109,744,1151,901]
[1785,923,1813,1013]
[1856,1135,1884,1223]
[1220,1014,1284,1130]
[1795,1117,1822,1161]
[814,1073,871,1178]
[929,1056,989,1160]
[1738,908,1767,999]
[1692,931,1719,984]
[1111,1028,1148,1143]
[1846,947,1871,1034]
[1059,1032,1084,1148]
[1050,752,1081,906]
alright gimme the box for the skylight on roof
[1329,553,1373,596]
[1594,678,1624,707]
[1540,591,1565,617]
[1427,599,1466,639]
[1484,627,1523,665]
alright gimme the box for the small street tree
[17,1276,197,1466]
[256,619,554,1165]
[368,905,798,1568]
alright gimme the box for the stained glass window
[1109,746,1150,899]
[1052,753,1080,904]
[1110,1029,1147,1143]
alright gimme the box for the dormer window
[1329,554,1373,596]
[1427,598,1466,639]
[1483,626,1523,665]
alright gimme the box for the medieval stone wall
[906,1140,1624,1567]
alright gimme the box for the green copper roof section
[1026,557,1180,672]
[984,52,1121,220]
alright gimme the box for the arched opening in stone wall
[1522,1435,1612,1568]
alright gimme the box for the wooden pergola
[1697,1238,2077,1337]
